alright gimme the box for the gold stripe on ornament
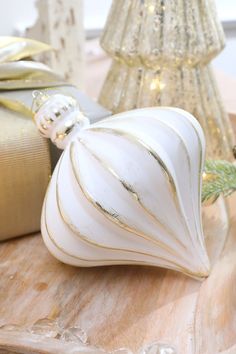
[55,153,181,263]
[165,108,207,247]
[142,107,207,253]
[94,107,206,252]
[44,189,184,269]
[88,126,189,228]
[44,189,207,278]
[152,118,203,231]
[88,125,210,268]
[89,126,178,199]
[150,113,208,260]
[70,140,191,257]
[56,191,180,263]
[77,136,190,254]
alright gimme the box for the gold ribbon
[0,36,51,63]
[0,37,65,241]
[0,37,65,90]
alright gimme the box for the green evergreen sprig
[202,160,236,204]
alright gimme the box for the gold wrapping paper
[0,107,51,240]
[0,37,63,241]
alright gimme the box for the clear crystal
[30,318,61,338]
[68,345,108,354]
[60,326,88,344]
[32,90,50,113]
[111,349,133,354]
[139,341,176,354]
[0,324,24,332]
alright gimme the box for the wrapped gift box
[0,37,110,241]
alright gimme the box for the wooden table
[0,41,236,354]
[0,196,236,354]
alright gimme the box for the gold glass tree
[99,0,234,160]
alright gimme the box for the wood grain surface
[0,195,235,354]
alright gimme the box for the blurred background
[0,0,235,78]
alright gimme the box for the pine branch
[202,160,236,204]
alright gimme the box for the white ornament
[34,93,210,279]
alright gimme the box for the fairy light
[148,4,155,13]
[150,78,165,91]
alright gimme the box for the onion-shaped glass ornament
[32,91,231,279]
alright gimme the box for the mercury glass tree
[99,0,234,160]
